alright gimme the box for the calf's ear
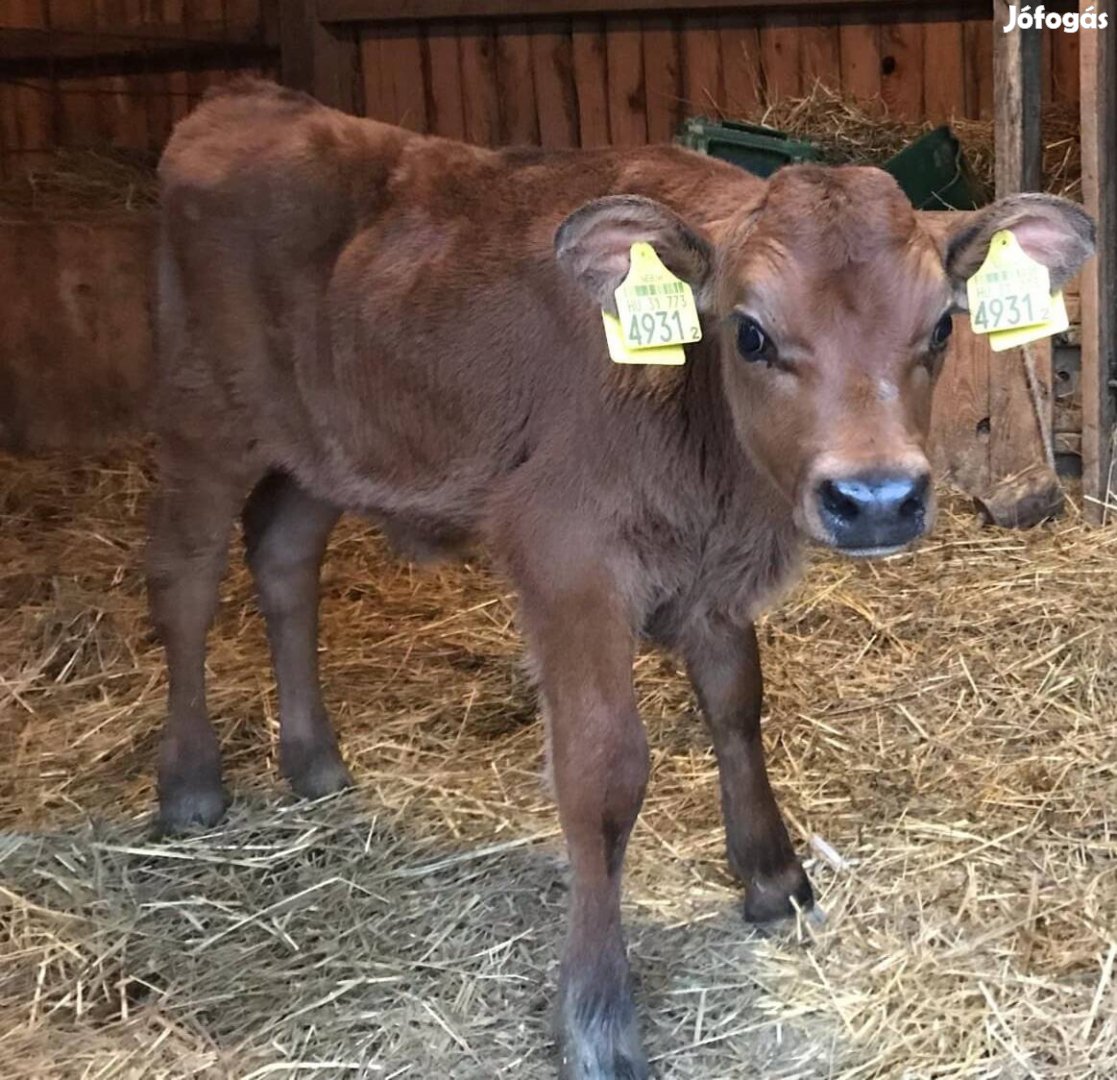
[926,194,1095,310]
[555,195,714,315]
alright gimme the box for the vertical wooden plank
[799,16,841,94]
[144,0,175,149]
[839,19,882,104]
[680,15,723,120]
[643,15,682,142]
[603,16,645,146]
[571,15,608,148]
[718,15,761,120]
[0,101,17,178]
[496,21,539,145]
[1051,29,1080,105]
[158,0,192,127]
[387,25,428,132]
[963,19,994,119]
[530,20,579,149]
[278,0,360,112]
[360,28,394,123]
[184,0,220,111]
[459,20,499,146]
[1079,3,1116,521]
[1,0,52,173]
[990,0,1052,504]
[98,0,151,150]
[923,17,966,122]
[988,337,1056,492]
[880,20,924,120]
[759,14,801,104]
[1041,18,1055,105]
[425,22,466,140]
[994,0,1042,195]
[930,322,991,497]
[49,0,104,149]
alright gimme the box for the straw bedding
[1,443,1115,1078]
[0,87,1111,1079]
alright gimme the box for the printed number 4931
[629,310,688,346]
[972,293,1037,332]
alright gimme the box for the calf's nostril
[819,480,861,523]
[899,493,924,519]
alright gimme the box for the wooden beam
[1079,1,1117,522]
[278,0,360,113]
[0,22,267,62]
[992,0,1042,195]
[318,0,991,24]
[0,22,274,80]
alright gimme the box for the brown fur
[147,79,1095,1080]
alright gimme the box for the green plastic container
[678,117,989,210]
[675,117,822,177]
[881,126,988,211]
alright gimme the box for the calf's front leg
[683,619,813,921]
[519,573,650,1080]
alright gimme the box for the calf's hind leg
[242,471,350,799]
[683,619,813,922]
[148,468,247,834]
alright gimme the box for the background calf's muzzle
[816,471,930,553]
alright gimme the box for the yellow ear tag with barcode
[966,229,1069,352]
[602,242,702,365]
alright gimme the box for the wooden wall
[356,7,1082,146]
[1,4,1085,174]
[0,1,273,178]
[0,214,154,451]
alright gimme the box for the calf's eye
[736,316,770,362]
[931,313,953,349]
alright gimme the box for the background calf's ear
[940,194,1095,306]
[555,195,714,315]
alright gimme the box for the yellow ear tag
[601,241,702,365]
[966,229,1069,352]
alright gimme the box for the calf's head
[556,166,1094,556]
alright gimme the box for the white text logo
[1004,5,1109,31]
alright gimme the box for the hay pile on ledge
[0,149,160,214]
[1,443,1115,1078]
[746,84,1081,200]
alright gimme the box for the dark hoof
[283,742,353,800]
[156,777,229,836]
[559,991,649,1080]
[743,860,815,923]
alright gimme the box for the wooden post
[1079,1,1116,523]
[277,0,360,113]
[992,0,1042,194]
[985,0,1061,522]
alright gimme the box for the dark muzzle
[815,471,930,554]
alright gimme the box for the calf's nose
[816,471,929,553]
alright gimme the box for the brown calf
[148,80,1094,1079]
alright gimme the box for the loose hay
[0,149,160,214]
[1,444,1115,1078]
